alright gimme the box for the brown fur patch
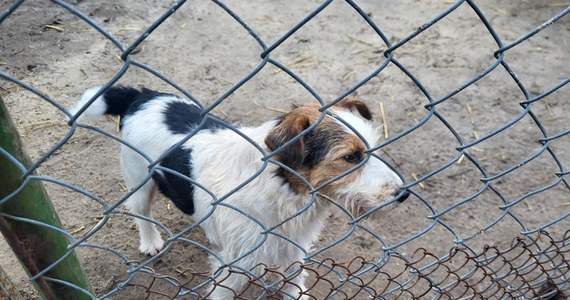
[270,107,366,193]
[265,101,401,219]
[266,103,369,194]
[264,105,320,170]
[334,98,372,120]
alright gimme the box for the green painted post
[0,96,92,300]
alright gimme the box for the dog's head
[265,99,409,218]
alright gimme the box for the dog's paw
[139,237,165,256]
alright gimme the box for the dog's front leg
[280,267,309,300]
[208,263,251,300]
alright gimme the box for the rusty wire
[120,231,569,299]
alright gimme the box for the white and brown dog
[71,86,409,299]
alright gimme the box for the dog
[71,86,409,299]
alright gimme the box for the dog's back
[71,86,215,215]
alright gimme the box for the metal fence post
[0,96,92,300]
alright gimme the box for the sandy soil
[1,0,568,299]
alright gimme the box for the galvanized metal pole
[0,96,92,300]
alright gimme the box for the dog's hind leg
[121,148,165,256]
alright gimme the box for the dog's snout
[393,189,410,203]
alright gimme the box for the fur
[71,86,409,299]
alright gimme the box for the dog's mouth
[317,192,400,220]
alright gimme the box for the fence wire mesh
[0,0,569,299]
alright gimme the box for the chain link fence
[1,0,569,299]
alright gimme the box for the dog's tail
[69,86,144,121]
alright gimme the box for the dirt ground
[0,0,568,299]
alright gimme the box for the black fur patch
[152,146,195,215]
[124,88,172,117]
[102,86,140,118]
[105,87,223,215]
[272,125,346,179]
[149,96,221,215]
[163,101,221,135]
[304,129,345,167]
[102,87,174,128]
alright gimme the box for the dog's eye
[343,152,362,164]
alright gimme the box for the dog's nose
[393,189,410,203]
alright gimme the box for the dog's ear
[337,98,372,120]
[265,112,311,169]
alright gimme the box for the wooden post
[0,264,24,300]
[0,96,92,300]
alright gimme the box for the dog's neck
[188,119,329,232]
